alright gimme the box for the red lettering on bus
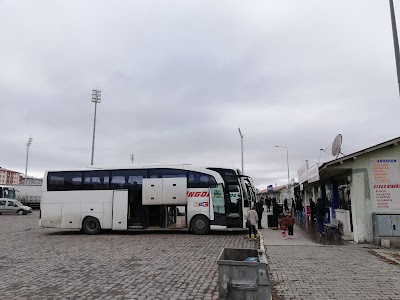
[200,192,208,197]
[187,192,194,197]
[194,192,202,197]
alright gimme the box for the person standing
[309,198,316,225]
[315,198,326,236]
[295,198,303,224]
[246,206,259,239]
[286,212,296,238]
[291,198,295,215]
[283,198,289,212]
[255,198,265,229]
[272,198,279,230]
[266,197,272,212]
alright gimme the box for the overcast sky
[2,0,400,188]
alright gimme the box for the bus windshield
[0,187,16,199]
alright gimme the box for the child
[286,212,296,239]
[279,213,288,240]
[246,206,259,240]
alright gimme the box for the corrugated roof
[320,136,400,171]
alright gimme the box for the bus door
[240,177,252,227]
[209,184,226,226]
[112,190,128,230]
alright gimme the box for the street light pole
[275,145,290,196]
[130,154,134,164]
[238,128,244,174]
[24,136,33,185]
[91,89,101,165]
[389,0,400,98]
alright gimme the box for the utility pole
[24,136,33,185]
[130,154,134,164]
[275,145,290,199]
[238,128,244,174]
[91,89,101,165]
[390,0,400,97]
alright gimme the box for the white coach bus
[40,165,255,235]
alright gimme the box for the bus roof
[45,164,241,174]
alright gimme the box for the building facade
[20,176,43,185]
[296,137,400,245]
[0,168,21,185]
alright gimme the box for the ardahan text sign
[371,158,400,210]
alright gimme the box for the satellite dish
[332,134,343,158]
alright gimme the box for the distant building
[258,185,294,204]
[19,175,43,185]
[0,168,21,185]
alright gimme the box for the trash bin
[217,248,270,300]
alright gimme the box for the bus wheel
[191,215,210,235]
[82,217,101,235]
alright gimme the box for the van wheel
[17,210,24,215]
[82,217,101,235]
[191,215,210,235]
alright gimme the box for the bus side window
[83,171,110,190]
[48,172,82,191]
[111,170,147,189]
[148,168,187,179]
[187,171,216,188]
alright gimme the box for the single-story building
[297,136,400,245]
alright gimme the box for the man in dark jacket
[295,198,303,224]
[315,198,326,236]
[284,198,289,212]
[266,197,272,212]
[272,198,280,229]
[255,198,265,229]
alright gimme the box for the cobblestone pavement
[263,222,400,300]
[0,212,257,300]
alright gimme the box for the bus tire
[82,217,101,235]
[191,215,210,235]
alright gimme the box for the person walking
[279,213,288,239]
[315,198,326,236]
[295,198,303,225]
[283,198,289,212]
[309,198,316,225]
[256,197,265,229]
[246,206,259,239]
[286,212,295,238]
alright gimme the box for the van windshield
[14,200,23,206]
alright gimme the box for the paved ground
[0,211,257,300]
[260,213,400,300]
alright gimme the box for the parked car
[0,199,33,215]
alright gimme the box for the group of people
[246,196,328,239]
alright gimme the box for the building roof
[319,136,400,171]
[0,168,21,174]
[258,184,287,194]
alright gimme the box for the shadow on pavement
[296,220,344,246]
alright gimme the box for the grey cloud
[1,0,400,187]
